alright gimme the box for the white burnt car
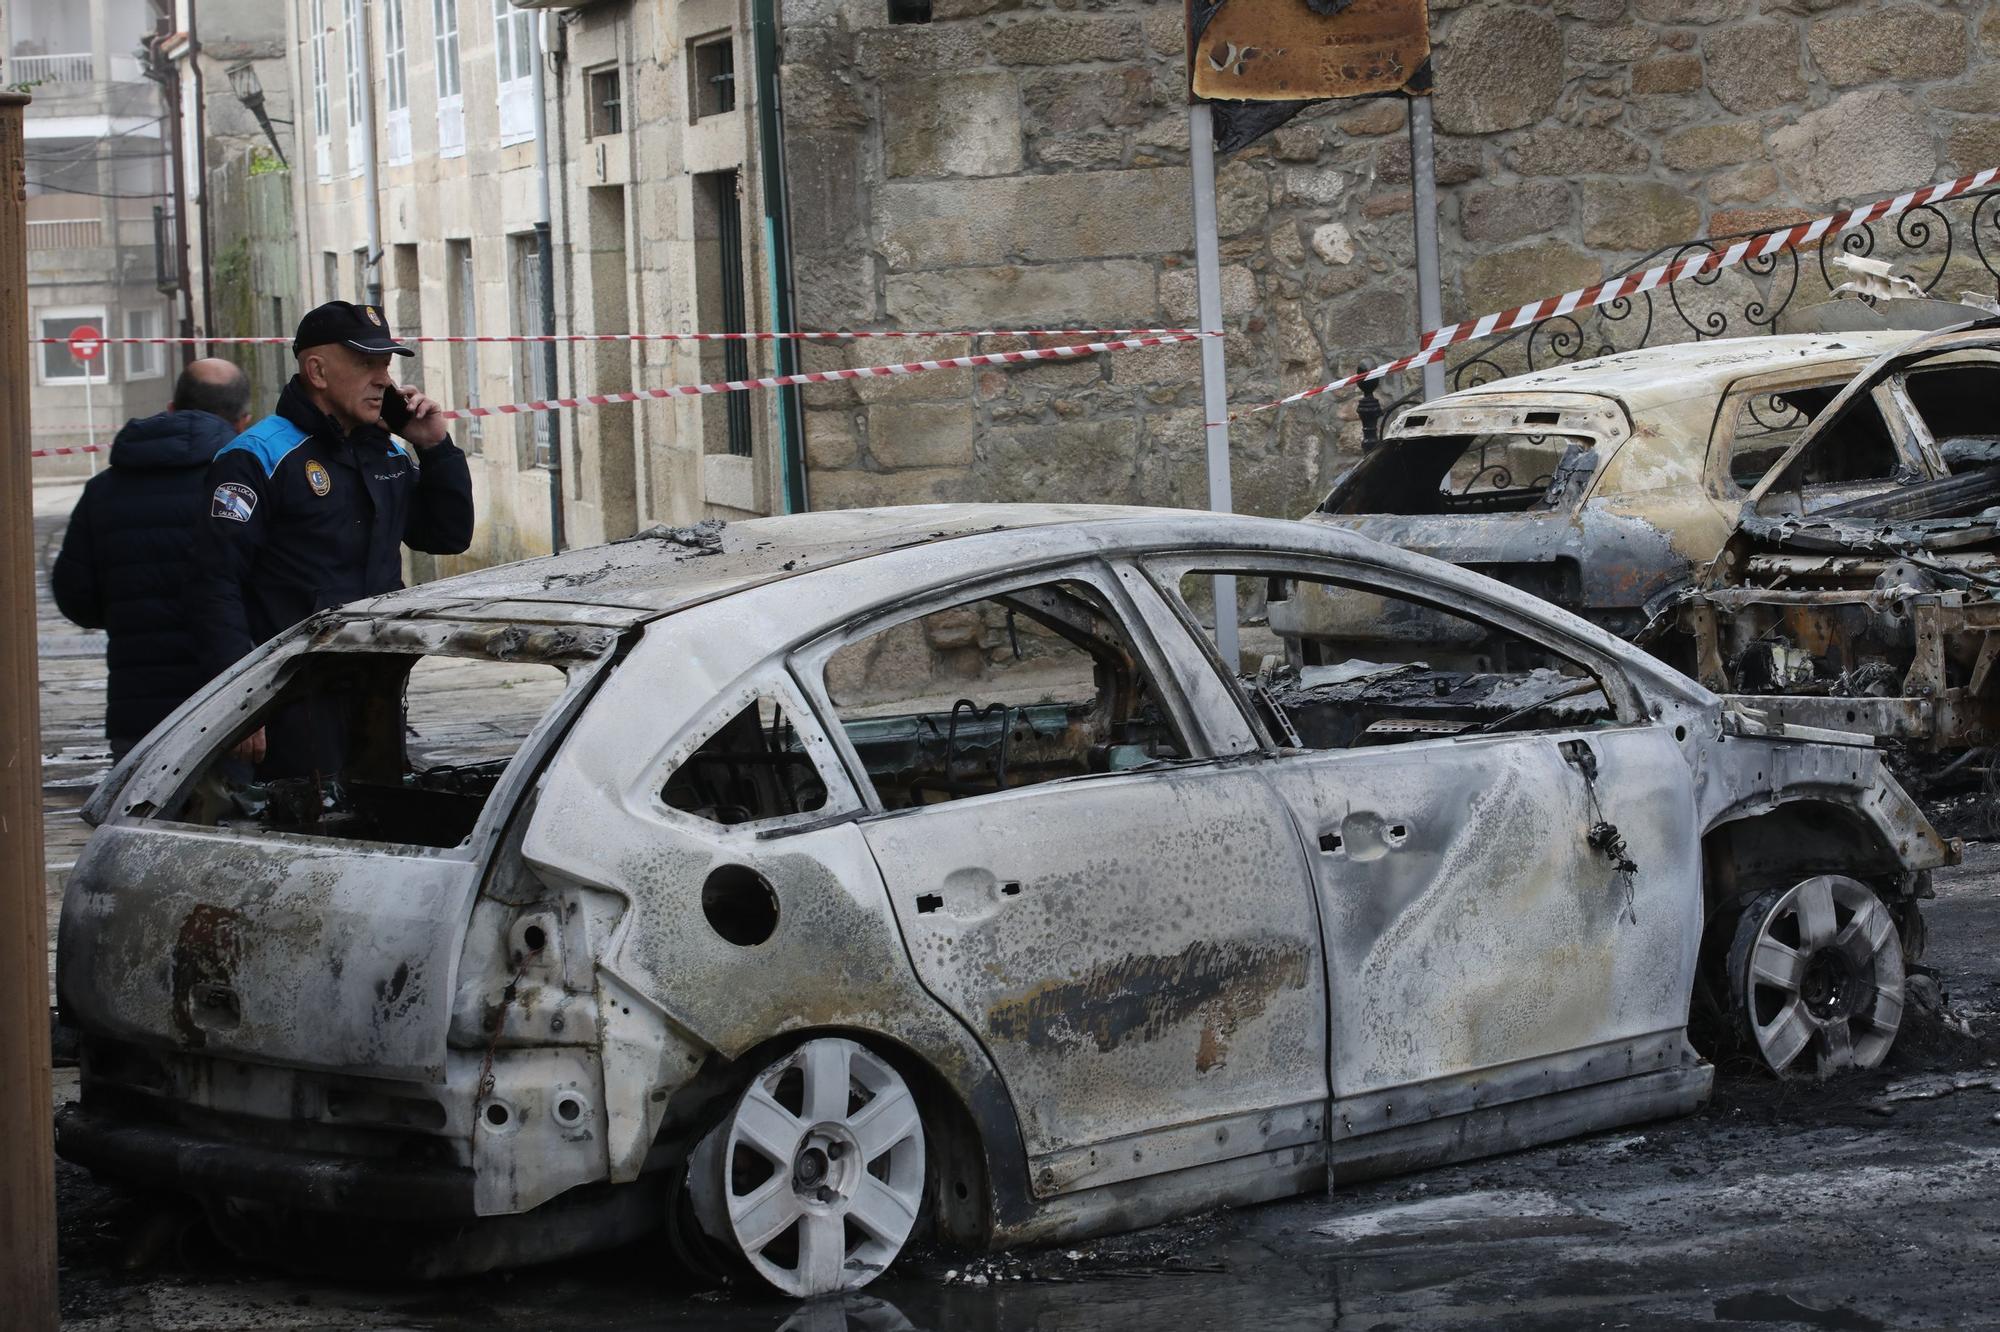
[56,506,1949,1294]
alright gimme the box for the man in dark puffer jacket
[52,359,254,756]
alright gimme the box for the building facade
[287,0,782,569]
[10,0,179,475]
[291,0,2000,564]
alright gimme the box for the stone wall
[781,0,2000,521]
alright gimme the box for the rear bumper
[55,1102,476,1218]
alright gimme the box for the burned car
[55,505,1950,1295]
[1301,319,2000,755]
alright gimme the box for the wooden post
[0,89,60,1331]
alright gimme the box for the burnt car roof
[1405,331,1917,421]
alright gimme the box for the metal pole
[531,13,564,555]
[1408,94,1445,402]
[1188,101,1240,671]
[84,362,96,475]
[752,0,807,514]
[0,89,62,1332]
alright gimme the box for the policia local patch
[211,482,258,523]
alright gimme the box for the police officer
[190,301,474,773]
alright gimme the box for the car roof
[355,504,1253,622]
[1421,331,1919,417]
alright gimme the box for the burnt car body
[1300,320,2000,754]
[54,506,1950,1294]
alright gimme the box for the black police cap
[292,301,416,358]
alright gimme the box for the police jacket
[51,408,239,742]
[189,376,474,678]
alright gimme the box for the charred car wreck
[1303,317,2000,757]
[55,507,1950,1294]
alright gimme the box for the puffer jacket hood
[108,409,238,471]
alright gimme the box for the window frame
[37,307,110,386]
[434,0,465,157]
[492,0,537,147]
[122,308,166,381]
[383,0,412,165]
[649,674,861,837]
[342,0,365,178]
[1138,550,1651,756]
[310,0,333,181]
[789,560,1218,818]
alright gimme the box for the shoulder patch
[212,482,258,523]
[216,414,311,479]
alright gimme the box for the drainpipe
[146,18,199,361]
[190,0,216,336]
[751,0,807,513]
[532,12,564,553]
[355,0,382,308]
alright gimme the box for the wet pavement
[35,480,2000,1330]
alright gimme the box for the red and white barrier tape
[1230,166,2000,421]
[30,444,109,458]
[30,327,1214,346]
[434,332,1204,422]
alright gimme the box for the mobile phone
[381,385,414,433]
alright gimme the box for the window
[322,250,340,302]
[123,309,165,380]
[493,0,536,146]
[1719,382,1841,492]
[587,64,622,138]
[343,0,365,177]
[1327,430,1591,517]
[384,0,412,165]
[662,695,831,826]
[159,649,574,849]
[38,309,109,385]
[1752,386,1905,514]
[447,238,481,451]
[310,0,333,181]
[434,0,464,157]
[353,246,370,302]
[689,34,735,120]
[1175,565,1611,750]
[887,0,932,22]
[822,580,1188,808]
[694,171,751,458]
[510,233,552,466]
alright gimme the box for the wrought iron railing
[1357,186,2000,435]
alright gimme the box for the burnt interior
[826,583,1186,809]
[661,698,829,825]
[165,652,568,848]
[1322,431,1589,516]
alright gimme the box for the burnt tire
[1726,876,1906,1079]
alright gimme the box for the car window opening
[1725,384,1842,489]
[1328,432,1593,516]
[824,581,1188,808]
[161,652,571,848]
[661,696,829,826]
[1184,571,1612,749]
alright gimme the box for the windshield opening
[1328,433,1594,515]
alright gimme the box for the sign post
[68,323,103,474]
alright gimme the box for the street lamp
[226,61,288,165]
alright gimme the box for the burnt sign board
[1189,0,1430,102]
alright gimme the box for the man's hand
[396,387,452,449]
[232,727,266,765]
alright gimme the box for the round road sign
[67,324,105,363]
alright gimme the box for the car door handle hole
[1318,833,1343,853]
[1000,881,1021,897]
[916,892,944,914]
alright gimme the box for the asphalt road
[51,843,2000,1331]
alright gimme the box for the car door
[794,565,1328,1200]
[1142,553,1702,1138]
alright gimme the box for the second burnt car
[1297,315,2000,755]
[55,506,1949,1295]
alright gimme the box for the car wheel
[688,1036,927,1296]
[1727,875,1905,1079]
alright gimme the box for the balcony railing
[8,52,95,83]
[26,218,102,249]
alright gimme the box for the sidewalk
[34,481,108,996]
